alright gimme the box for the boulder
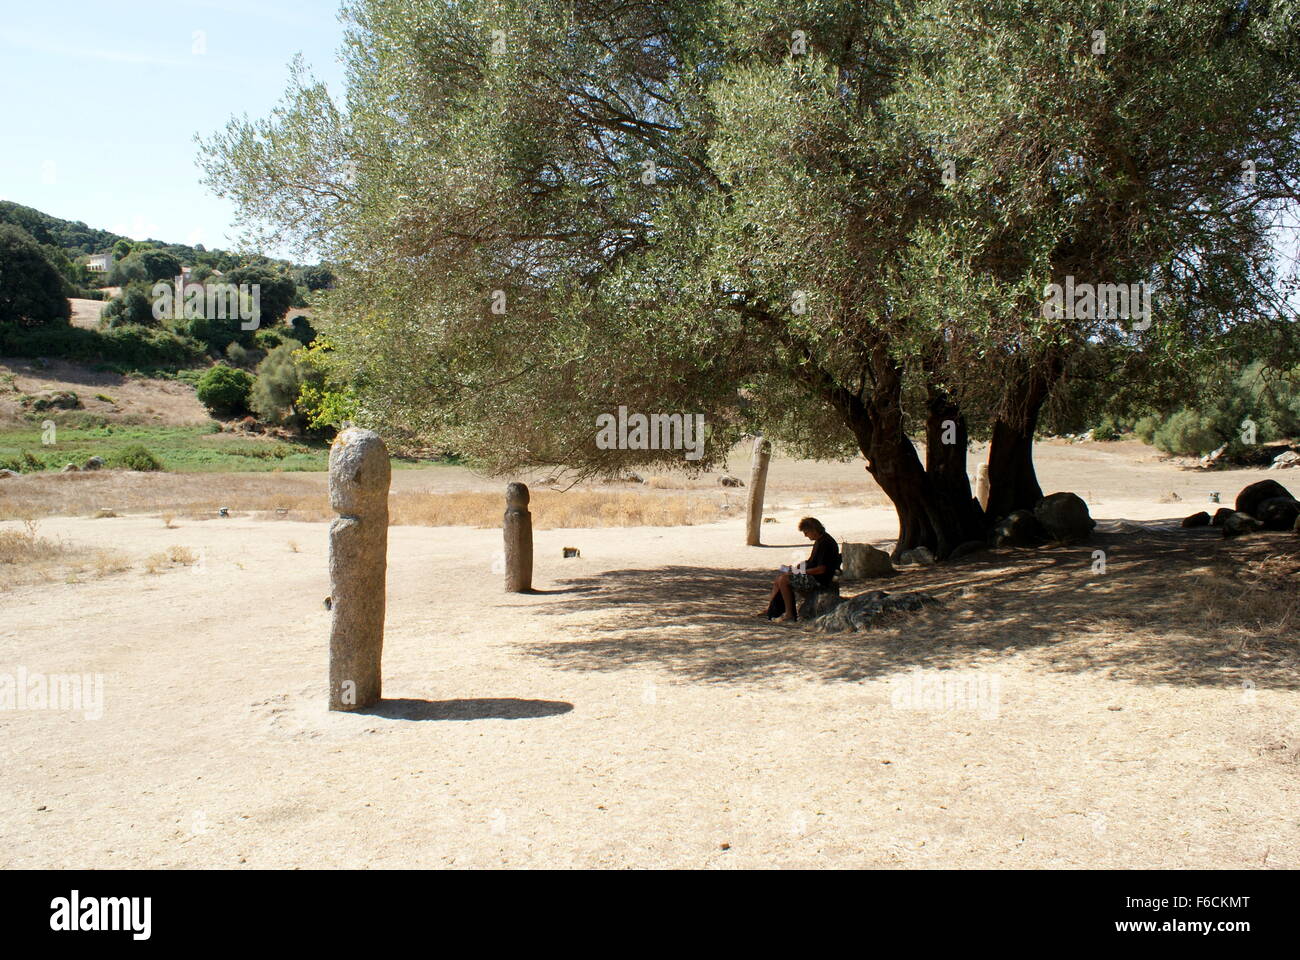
[1257,497,1300,531]
[1181,511,1211,528]
[718,475,744,487]
[1235,479,1296,518]
[0,468,19,479]
[810,590,939,633]
[1210,507,1235,527]
[1034,492,1095,543]
[61,463,80,473]
[839,542,895,580]
[994,509,1048,547]
[1222,512,1264,537]
[897,545,936,566]
[83,456,105,471]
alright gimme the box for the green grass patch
[0,424,455,473]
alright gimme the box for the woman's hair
[798,517,825,536]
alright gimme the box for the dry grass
[387,490,724,528]
[0,519,130,591]
[0,472,726,529]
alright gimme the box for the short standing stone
[994,509,1047,547]
[897,545,936,566]
[328,428,390,712]
[1034,492,1095,543]
[503,482,534,592]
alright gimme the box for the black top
[806,533,840,587]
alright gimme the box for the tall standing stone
[504,482,533,592]
[328,428,390,711]
[975,463,990,513]
[745,436,772,546]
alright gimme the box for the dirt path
[3,470,1298,867]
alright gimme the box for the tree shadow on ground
[358,698,574,721]
[519,519,1300,690]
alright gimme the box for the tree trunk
[985,419,1043,522]
[924,389,987,543]
[745,435,771,545]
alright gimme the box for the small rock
[562,546,581,558]
[1202,443,1229,467]
[0,468,19,480]
[897,545,936,566]
[1222,512,1264,537]
[719,842,730,850]
[1210,507,1234,527]
[92,509,118,519]
[83,456,105,471]
[61,463,79,473]
[1181,511,1210,528]
[1268,450,1300,470]
[994,509,1048,547]
[718,475,744,488]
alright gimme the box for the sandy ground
[2,444,1298,868]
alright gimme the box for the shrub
[225,342,249,367]
[195,364,254,418]
[1132,415,1160,445]
[107,444,163,471]
[100,283,159,328]
[253,327,288,350]
[0,224,72,328]
[250,342,314,427]
[1153,408,1226,456]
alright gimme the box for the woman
[759,517,840,622]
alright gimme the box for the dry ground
[1,444,1298,868]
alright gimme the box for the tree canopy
[201,0,1300,556]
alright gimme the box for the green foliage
[100,283,159,328]
[253,327,288,350]
[195,365,254,418]
[1153,409,1226,457]
[225,341,250,367]
[288,314,316,344]
[250,341,313,427]
[0,224,72,328]
[299,264,335,291]
[221,266,297,329]
[106,443,163,471]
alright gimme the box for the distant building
[86,253,112,273]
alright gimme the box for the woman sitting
[759,517,840,622]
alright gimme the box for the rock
[1034,492,1095,543]
[1235,479,1296,518]
[1202,443,1229,467]
[839,542,895,580]
[83,456,105,471]
[1257,497,1300,531]
[718,475,744,487]
[795,583,842,621]
[92,509,117,518]
[328,428,391,712]
[562,546,580,558]
[61,463,79,473]
[994,509,1048,547]
[1270,450,1300,470]
[1222,512,1264,537]
[947,540,988,561]
[810,590,940,633]
[1210,507,1234,527]
[623,472,645,484]
[1181,511,1210,528]
[20,390,80,411]
[897,545,936,566]
[0,468,19,479]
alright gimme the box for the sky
[0,0,348,256]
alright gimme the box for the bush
[1152,408,1226,456]
[225,342,249,367]
[250,342,314,427]
[0,322,204,369]
[0,223,72,328]
[1132,415,1159,445]
[289,314,317,345]
[178,311,247,354]
[107,443,163,471]
[100,283,159,328]
[195,365,254,418]
[253,327,288,351]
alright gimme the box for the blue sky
[0,0,347,255]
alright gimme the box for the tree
[221,266,297,329]
[201,0,1300,556]
[250,341,315,428]
[100,283,159,328]
[0,224,71,328]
